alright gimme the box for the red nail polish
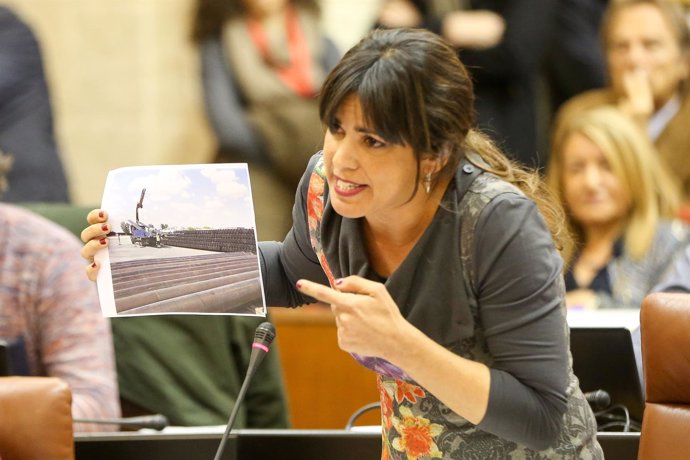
[101,224,108,231]
[99,238,107,245]
[296,281,302,289]
[98,211,104,218]
[91,262,97,268]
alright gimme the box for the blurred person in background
[547,107,690,311]
[0,151,119,431]
[544,0,609,113]
[374,0,558,168]
[191,0,340,241]
[111,314,290,428]
[0,6,69,203]
[554,0,690,204]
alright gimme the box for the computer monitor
[569,327,645,423]
[0,337,29,377]
[0,340,11,376]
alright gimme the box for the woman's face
[606,3,688,108]
[322,95,426,221]
[561,132,632,229]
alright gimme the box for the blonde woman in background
[547,107,690,310]
[554,0,690,201]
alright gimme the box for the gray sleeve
[474,194,569,451]
[259,154,330,306]
[199,38,267,160]
[653,244,690,293]
[593,290,629,309]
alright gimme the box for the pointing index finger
[296,279,343,305]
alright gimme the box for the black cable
[594,404,638,432]
[345,402,380,430]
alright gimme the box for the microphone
[584,389,611,411]
[213,322,276,460]
[73,414,169,430]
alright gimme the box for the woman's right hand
[80,209,110,281]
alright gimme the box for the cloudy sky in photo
[101,164,255,232]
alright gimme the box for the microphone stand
[213,367,256,460]
[213,322,275,460]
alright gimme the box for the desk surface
[75,429,640,460]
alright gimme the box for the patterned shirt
[565,221,690,309]
[0,204,120,431]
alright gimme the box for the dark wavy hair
[319,28,571,258]
[191,0,320,42]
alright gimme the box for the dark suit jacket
[0,6,69,202]
[405,0,559,167]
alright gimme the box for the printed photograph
[95,164,266,317]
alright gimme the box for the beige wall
[322,0,381,51]
[2,0,214,205]
[1,0,380,206]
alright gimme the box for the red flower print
[391,407,443,459]
[394,380,425,404]
[378,376,394,429]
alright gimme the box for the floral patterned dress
[304,156,603,459]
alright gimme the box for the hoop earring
[424,173,432,194]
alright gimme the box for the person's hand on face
[80,209,110,281]
[296,276,410,359]
[618,68,654,121]
[606,3,688,116]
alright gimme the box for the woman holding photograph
[82,29,601,458]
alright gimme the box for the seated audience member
[191,0,340,241]
[554,0,690,201]
[0,6,69,203]
[547,107,690,310]
[112,314,289,427]
[0,152,119,431]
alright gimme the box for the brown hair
[191,0,320,42]
[319,28,570,256]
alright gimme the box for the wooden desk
[270,306,380,428]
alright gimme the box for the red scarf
[247,6,316,98]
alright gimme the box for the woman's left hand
[296,276,410,359]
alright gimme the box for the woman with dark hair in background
[192,0,340,241]
[83,29,601,458]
